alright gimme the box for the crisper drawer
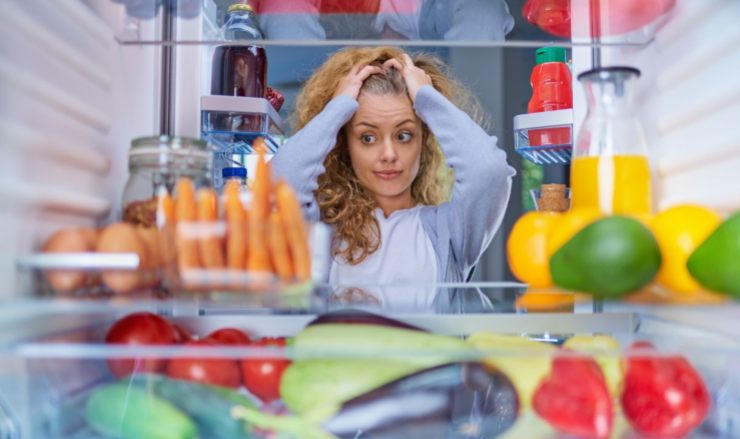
[0,285,739,439]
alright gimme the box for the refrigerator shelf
[513,109,574,165]
[201,95,285,153]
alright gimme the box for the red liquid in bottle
[211,45,267,98]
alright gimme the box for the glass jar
[571,67,652,215]
[122,136,212,228]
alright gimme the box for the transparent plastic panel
[0,300,739,439]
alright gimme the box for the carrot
[174,178,201,271]
[267,211,294,280]
[156,187,175,227]
[246,141,273,273]
[224,179,247,270]
[157,187,178,267]
[197,187,225,269]
[275,181,311,281]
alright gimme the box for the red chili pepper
[266,87,285,112]
[622,341,710,438]
[533,352,613,438]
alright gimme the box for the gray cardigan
[271,85,516,283]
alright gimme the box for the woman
[271,46,515,291]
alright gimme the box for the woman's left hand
[384,54,432,103]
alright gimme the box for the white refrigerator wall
[0,0,159,296]
[585,0,740,214]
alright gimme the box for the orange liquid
[570,155,652,214]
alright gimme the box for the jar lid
[129,135,211,160]
[228,3,254,13]
[535,47,567,65]
[222,167,247,179]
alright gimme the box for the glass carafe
[571,67,652,215]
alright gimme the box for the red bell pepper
[622,341,710,438]
[533,352,613,438]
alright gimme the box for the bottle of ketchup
[527,46,572,147]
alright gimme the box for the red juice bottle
[527,47,572,147]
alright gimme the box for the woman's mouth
[374,170,402,180]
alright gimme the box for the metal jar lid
[128,135,211,160]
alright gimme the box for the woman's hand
[384,54,433,103]
[333,63,384,100]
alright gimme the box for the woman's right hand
[333,63,384,100]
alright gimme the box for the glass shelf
[96,0,674,49]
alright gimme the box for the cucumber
[85,383,196,439]
[153,378,257,439]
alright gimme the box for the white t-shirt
[328,205,439,310]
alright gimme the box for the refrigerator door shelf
[201,95,285,155]
[513,109,574,165]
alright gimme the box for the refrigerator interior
[1,0,740,438]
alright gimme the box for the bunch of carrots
[158,139,311,287]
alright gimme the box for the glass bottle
[211,3,267,98]
[571,67,652,215]
[122,136,212,228]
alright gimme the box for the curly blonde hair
[292,46,487,264]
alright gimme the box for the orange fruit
[546,208,603,258]
[507,212,559,288]
[649,204,722,293]
[515,288,576,312]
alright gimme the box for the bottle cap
[535,47,567,65]
[222,167,247,179]
[228,3,254,13]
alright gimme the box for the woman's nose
[380,138,398,163]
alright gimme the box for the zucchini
[154,378,257,439]
[85,383,196,439]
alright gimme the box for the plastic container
[527,47,572,147]
[122,136,213,228]
[4,295,740,439]
[571,67,652,215]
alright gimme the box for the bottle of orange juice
[571,67,652,215]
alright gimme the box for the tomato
[533,353,613,438]
[622,342,710,438]
[104,312,178,378]
[172,323,193,343]
[204,327,251,345]
[166,339,242,389]
[242,338,290,404]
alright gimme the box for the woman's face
[346,92,423,214]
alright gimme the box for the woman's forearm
[413,85,516,270]
[270,95,358,221]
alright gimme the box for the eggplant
[307,309,423,331]
[322,362,519,439]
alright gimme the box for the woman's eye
[397,131,413,143]
[360,134,376,144]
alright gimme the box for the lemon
[650,204,722,293]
